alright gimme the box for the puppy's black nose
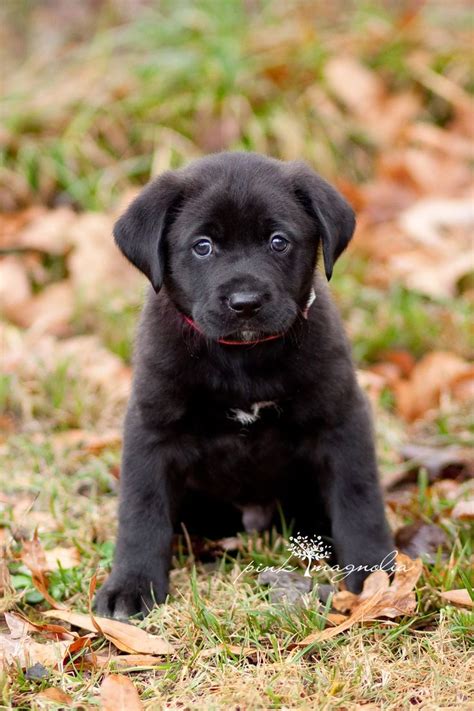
[228,292,263,317]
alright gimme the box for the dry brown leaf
[0,633,71,669]
[383,350,416,377]
[92,653,167,669]
[407,122,474,160]
[20,533,66,609]
[34,687,73,706]
[451,499,474,521]
[330,590,358,614]
[67,212,143,299]
[49,429,122,455]
[325,56,384,115]
[333,570,391,614]
[6,611,75,641]
[16,207,76,254]
[0,207,45,249]
[399,443,474,481]
[0,557,12,594]
[100,674,144,711]
[398,197,474,247]
[387,554,423,596]
[299,588,388,645]
[326,612,347,626]
[0,256,31,315]
[393,351,472,421]
[43,610,175,655]
[298,554,422,645]
[9,280,74,336]
[395,522,448,563]
[451,368,474,404]
[439,589,473,608]
[44,547,81,571]
[0,614,81,670]
[379,145,471,196]
[389,247,472,299]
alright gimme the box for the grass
[332,259,474,363]
[1,401,473,707]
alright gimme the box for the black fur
[95,152,393,618]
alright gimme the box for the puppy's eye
[192,238,213,258]
[270,233,289,253]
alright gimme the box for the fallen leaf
[398,197,474,247]
[325,56,384,116]
[34,687,73,705]
[215,536,243,552]
[399,443,474,481]
[44,547,81,571]
[99,675,144,711]
[389,247,472,299]
[0,256,31,316]
[451,368,474,404]
[9,281,74,336]
[1,613,93,672]
[299,588,387,645]
[298,554,422,645]
[393,352,472,421]
[43,610,175,655]
[0,631,70,669]
[395,522,449,563]
[49,429,122,455]
[67,213,143,299]
[439,589,473,608]
[12,207,76,254]
[326,612,347,625]
[5,611,75,641]
[387,554,423,597]
[0,207,46,249]
[92,653,167,669]
[382,350,416,377]
[332,570,391,614]
[0,557,12,594]
[20,533,66,609]
[450,499,474,521]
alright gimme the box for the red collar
[181,288,316,347]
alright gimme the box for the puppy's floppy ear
[288,162,356,280]
[113,171,183,292]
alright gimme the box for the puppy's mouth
[227,329,261,343]
[190,303,300,343]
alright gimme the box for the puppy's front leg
[318,395,394,593]
[95,406,177,619]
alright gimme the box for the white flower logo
[287,533,332,577]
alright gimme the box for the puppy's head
[114,152,355,341]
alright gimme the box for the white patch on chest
[229,400,279,425]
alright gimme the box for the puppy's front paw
[94,572,168,619]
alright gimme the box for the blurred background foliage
[1,0,472,209]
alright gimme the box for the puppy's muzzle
[227,291,264,318]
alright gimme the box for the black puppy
[95,152,393,619]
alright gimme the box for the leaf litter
[296,553,423,645]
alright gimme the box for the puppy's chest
[184,390,288,434]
